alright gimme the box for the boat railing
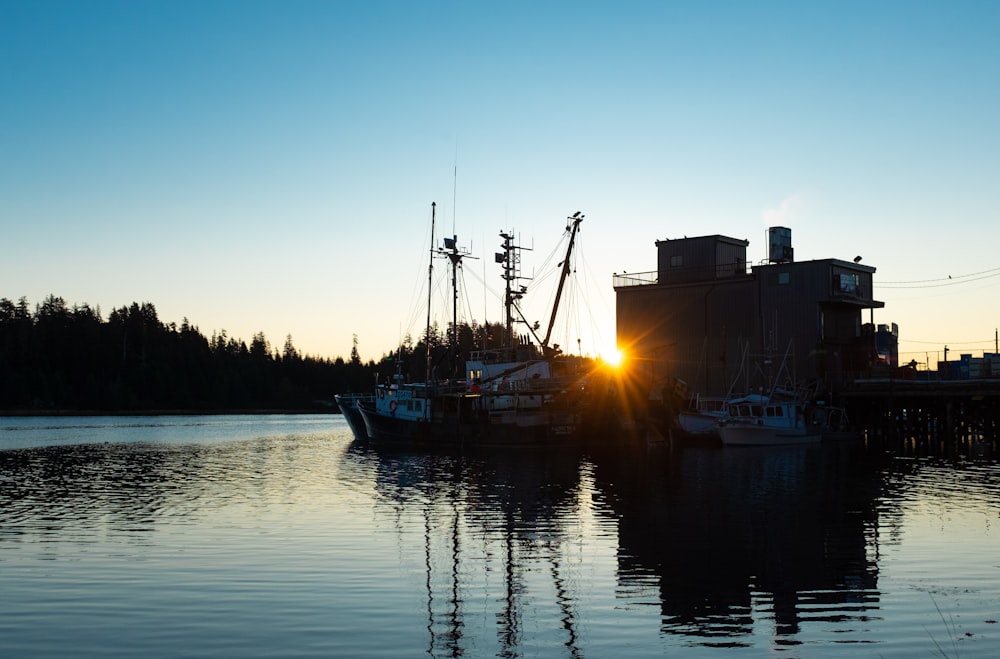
[422,381,469,396]
[490,375,582,394]
[469,345,543,364]
[336,392,374,403]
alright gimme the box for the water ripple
[1,418,999,656]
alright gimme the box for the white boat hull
[719,423,820,446]
[677,411,724,436]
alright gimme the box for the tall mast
[426,202,435,381]
[438,234,475,376]
[497,230,531,348]
[541,212,584,354]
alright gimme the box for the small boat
[676,395,728,437]
[808,401,859,441]
[718,394,821,446]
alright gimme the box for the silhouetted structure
[614,228,883,400]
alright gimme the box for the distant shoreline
[0,409,341,417]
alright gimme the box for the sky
[2,1,999,366]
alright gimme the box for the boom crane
[541,212,584,356]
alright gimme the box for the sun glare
[602,348,624,368]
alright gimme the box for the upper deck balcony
[613,271,658,288]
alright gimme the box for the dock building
[614,227,885,399]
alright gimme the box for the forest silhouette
[0,295,509,413]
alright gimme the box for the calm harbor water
[1,415,998,657]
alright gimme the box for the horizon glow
[2,2,998,364]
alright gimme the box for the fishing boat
[355,206,596,446]
[717,393,821,446]
[714,341,836,446]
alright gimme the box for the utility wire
[877,265,1000,288]
[900,338,995,346]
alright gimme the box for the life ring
[389,400,398,413]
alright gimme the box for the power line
[900,338,995,346]
[877,265,1000,288]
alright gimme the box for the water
[1,415,998,657]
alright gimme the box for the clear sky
[3,1,998,366]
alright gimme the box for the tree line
[0,295,512,412]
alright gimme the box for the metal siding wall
[621,257,876,397]
[616,279,756,397]
[659,237,748,285]
[755,262,827,385]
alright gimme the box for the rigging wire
[394,210,607,357]
[575,229,616,357]
[398,204,439,350]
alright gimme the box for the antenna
[426,202,436,381]
[483,250,488,350]
[497,229,533,347]
[435,232,477,376]
[452,143,458,235]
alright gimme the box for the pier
[843,378,1000,443]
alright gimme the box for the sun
[601,347,624,368]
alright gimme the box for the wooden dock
[842,378,1000,442]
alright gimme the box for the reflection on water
[592,442,881,646]
[1,416,999,657]
[0,416,341,543]
[341,442,597,658]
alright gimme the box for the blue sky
[3,1,998,365]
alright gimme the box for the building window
[778,272,790,285]
[838,272,859,295]
[670,255,683,267]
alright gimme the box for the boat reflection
[347,438,884,652]
[343,441,588,658]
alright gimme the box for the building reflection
[347,437,886,651]
[589,439,882,642]
[3,428,888,652]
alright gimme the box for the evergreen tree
[0,295,381,412]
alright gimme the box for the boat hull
[358,399,578,447]
[335,394,372,441]
[719,424,821,446]
[676,411,724,437]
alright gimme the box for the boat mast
[440,234,474,375]
[499,232,515,347]
[541,212,584,354]
[426,202,435,381]
[497,231,531,349]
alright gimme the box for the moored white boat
[718,394,821,446]
[676,395,728,437]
